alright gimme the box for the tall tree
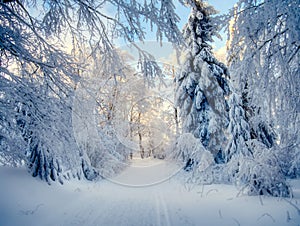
[175,0,230,161]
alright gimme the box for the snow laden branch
[0,0,185,183]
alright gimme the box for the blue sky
[206,0,238,49]
[113,1,238,51]
[209,0,237,14]
[175,0,238,50]
[119,1,238,64]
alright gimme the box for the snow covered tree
[223,93,288,196]
[227,139,291,197]
[175,0,230,161]
[227,0,300,178]
[214,92,290,197]
[0,0,184,183]
[0,81,26,167]
[224,92,252,163]
[216,0,297,196]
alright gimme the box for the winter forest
[0,0,299,225]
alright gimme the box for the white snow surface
[1,158,300,226]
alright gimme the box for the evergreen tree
[223,92,290,197]
[225,92,252,163]
[175,0,230,160]
[222,0,297,195]
[227,0,299,177]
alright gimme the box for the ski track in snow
[155,191,171,226]
[1,159,300,226]
[155,192,161,226]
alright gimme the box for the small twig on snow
[257,213,275,223]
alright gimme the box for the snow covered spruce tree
[227,0,300,178]
[218,0,296,196]
[175,0,230,166]
[224,93,252,163]
[0,0,183,183]
[224,93,290,197]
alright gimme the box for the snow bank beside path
[0,159,300,226]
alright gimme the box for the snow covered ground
[0,158,300,226]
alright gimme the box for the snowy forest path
[59,157,179,226]
[107,157,182,187]
[59,158,180,226]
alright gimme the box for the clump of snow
[170,133,213,171]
